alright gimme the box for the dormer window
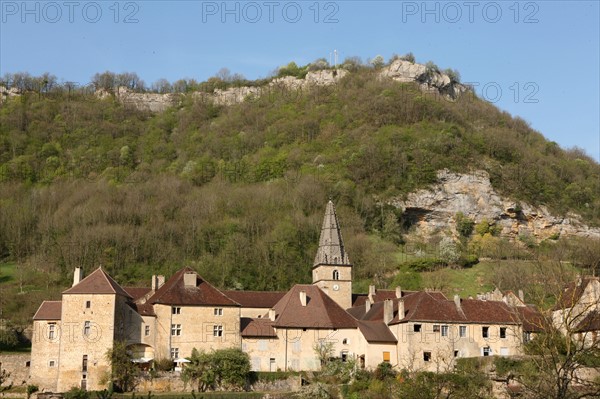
[333,270,340,280]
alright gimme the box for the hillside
[1,61,599,330]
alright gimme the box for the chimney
[150,275,165,291]
[397,299,405,320]
[518,289,524,302]
[395,286,402,298]
[369,285,376,296]
[269,309,276,321]
[73,267,83,287]
[183,272,196,287]
[454,295,461,311]
[300,290,307,307]
[383,299,394,324]
[365,299,371,313]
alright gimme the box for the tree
[105,341,139,392]
[182,348,250,391]
[369,55,385,69]
[454,212,474,238]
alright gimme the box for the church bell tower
[312,201,352,309]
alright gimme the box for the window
[170,347,179,359]
[85,300,91,309]
[342,338,349,345]
[82,355,88,372]
[441,325,449,337]
[213,325,223,337]
[383,351,391,362]
[524,332,532,343]
[423,351,431,362]
[341,351,348,362]
[214,308,223,316]
[459,325,467,338]
[482,326,489,338]
[500,327,507,339]
[172,307,181,315]
[49,360,56,367]
[482,347,492,356]
[144,325,150,336]
[433,325,440,333]
[454,350,459,358]
[333,270,340,280]
[413,324,422,332]
[171,324,181,336]
[48,323,56,340]
[83,321,91,336]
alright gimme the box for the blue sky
[1,1,599,161]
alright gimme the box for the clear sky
[1,1,599,161]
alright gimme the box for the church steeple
[312,200,352,309]
[313,200,351,267]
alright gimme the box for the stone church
[30,201,541,392]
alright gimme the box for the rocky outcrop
[0,86,20,103]
[380,59,468,100]
[392,170,600,242]
[115,87,181,112]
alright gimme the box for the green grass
[422,261,497,298]
[0,262,17,284]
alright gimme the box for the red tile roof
[223,290,286,308]
[553,277,598,310]
[352,290,403,308]
[272,285,357,329]
[240,317,277,338]
[460,299,519,324]
[357,321,397,343]
[575,311,600,332]
[33,301,62,320]
[147,267,239,306]
[124,287,152,301]
[512,305,546,333]
[128,301,156,317]
[63,268,132,298]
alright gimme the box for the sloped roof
[272,285,357,329]
[128,301,156,317]
[147,267,239,306]
[223,290,286,308]
[357,320,397,343]
[240,317,277,337]
[460,299,519,324]
[313,201,351,267]
[553,277,598,310]
[575,311,600,332]
[33,301,62,320]
[352,290,403,308]
[124,287,152,301]
[513,305,546,333]
[63,267,132,298]
[389,291,459,324]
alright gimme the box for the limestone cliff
[392,170,600,242]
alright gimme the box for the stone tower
[312,200,352,309]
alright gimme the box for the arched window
[333,270,340,280]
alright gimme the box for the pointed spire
[313,201,351,267]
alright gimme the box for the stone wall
[0,353,31,387]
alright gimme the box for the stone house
[30,200,543,391]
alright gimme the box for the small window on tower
[333,270,340,280]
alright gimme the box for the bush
[455,212,474,238]
[154,358,174,372]
[64,387,90,399]
[374,362,396,380]
[400,52,416,63]
[26,384,39,399]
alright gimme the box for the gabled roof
[147,267,239,307]
[389,291,458,324]
[223,290,286,308]
[63,267,132,298]
[553,277,599,310]
[575,311,600,333]
[272,285,357,329]
[357,321,397,343]
[352,290,403,308]
[513,305,546,333]
[240,317,277,338]
[33,301,62,320]
[313,201,351,267]
[124,287,152,301]
[460,299,520,325]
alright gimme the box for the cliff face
[104,60,467,111]
[392,170,600,242]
